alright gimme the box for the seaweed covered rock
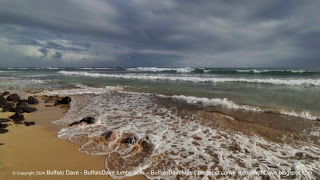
[54,96,71,106]
[28,96,39,104]
[6,93,21,102]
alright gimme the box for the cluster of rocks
[69,116,153,152]
[1,92,39,113]
[0,92,39,134]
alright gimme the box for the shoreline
[0,92,145,180]
[1,87,320,179]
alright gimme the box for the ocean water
[1,67,320,118]
[1,67,320,179]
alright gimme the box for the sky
[0,0,319,68]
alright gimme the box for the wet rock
[2,91,10,96]
[21,106,37,113]
[69,117,95,126]
[0,95,7,106]
[6,93,21,102]
[2,103,16,112]
[9,112,25,121]
[16,101,37,113]
[0,118,11,123]
[80,117,95,124]
[16,101,28,107]
[121,136,138,144]
[0,123,9,129]
[20,99,28,103]
[141,140,153,151]
[69,122,80,126]
[24,121,35,126]
[295,152,305,159]
[54,96,71,106]
[28,96,39,104]
[101,131,113,139]
[0,128,8,134]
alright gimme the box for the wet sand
[0,94,145,180]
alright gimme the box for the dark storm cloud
[38,47,49,57]
[0,0,319,67]
[52,52,63,59]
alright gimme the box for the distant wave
[172,95,320,120]
[125,68,318,76]
[126,67,193,73]
[58,71,320,86]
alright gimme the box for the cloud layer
[0,0,319,67]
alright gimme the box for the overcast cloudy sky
[0,0,319,68]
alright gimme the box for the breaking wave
[57,71,320,86]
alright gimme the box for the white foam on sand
[40,88,320,179]
[57,71,320,86]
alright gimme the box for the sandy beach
[0,93,145,180]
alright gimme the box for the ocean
[0,67,320,179]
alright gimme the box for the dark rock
[14,121,23,124]
[295,152,304,159]
[2,103,16,112]
[16,101,37,113]
[0,128,9,134]
[2,91,10,96]
[141,141,153,151]
[24,121,35,126]
[28,96,39,104]
[54,96,71,106]
[17,101,28,107]
[21,106,37,113]
[121,136,138,144]
[101,131,113,139]
[0,95,7,106]
[6,93,21,102]
[9,112,25,121]
[0,118,11,123]
[0,123,9,128]
[69,122,80,126]
[80,117,95,124]
[69,117,95,126]
[20,99,28,103]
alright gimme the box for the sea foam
[39,87,320,179]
